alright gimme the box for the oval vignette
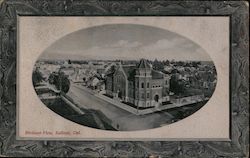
[32,24,217,131]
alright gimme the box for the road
[67,84,175,131]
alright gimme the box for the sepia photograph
[0,0,248,157]
[32,24,217,131]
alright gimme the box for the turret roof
[137,59,151,69]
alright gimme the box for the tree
[170,74,185,96]
[176,61,184,66]
[152,59,164,71]
[48,72,70,93]
[191,61,201,68]
[48,72,56,84]
[163,60,170,66]
[171,69,179,74]
[32,69,44,86]
[57,72,70,93]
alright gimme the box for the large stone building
[105,59,170,108]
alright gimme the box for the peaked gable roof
[122,65,136,81]
[106,60,169,81]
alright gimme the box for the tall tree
[152,59,164,71]
[48,72,70,93]
[32,69,44,86]
[164,60,170,66]
[170,74,185,95]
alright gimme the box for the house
[92,77,100,88]
[60,67,75,79]
[97,68,105,76]
[105,59,171,108]
[96,80,106,93]
[87,76,100,89]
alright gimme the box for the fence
[170,95,205,105]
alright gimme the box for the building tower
[134,59,152,108]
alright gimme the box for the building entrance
[154,95,159,102]
[118,90,122,99]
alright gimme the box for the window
[147,82,149,88]
[141,93,145,99]
[141,82,144,88]
[147,92,150,98]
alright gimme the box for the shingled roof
[105,65,117,77]
[137,59,151,69]
[108,59,167,81]
[151,69,164,79]
[122,65,136,81]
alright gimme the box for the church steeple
[136,59,152,77]
[134,59,152,108]
[137,59,151,69]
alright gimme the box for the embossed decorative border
[0,0,249,157]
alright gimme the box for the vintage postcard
[17,16,230,140]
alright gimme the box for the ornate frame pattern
[0,0,249,157]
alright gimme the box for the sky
[40,24,211,61]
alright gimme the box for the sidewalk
[95,93,206,115]
[95,93,140,115]
[72,84,207,115]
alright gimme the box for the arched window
[141,82,144,88]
